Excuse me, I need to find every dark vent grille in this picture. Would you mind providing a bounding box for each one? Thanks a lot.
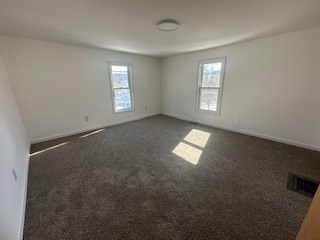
[287,173,319,198]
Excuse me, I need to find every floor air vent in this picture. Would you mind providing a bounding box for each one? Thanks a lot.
[287,173,319,198]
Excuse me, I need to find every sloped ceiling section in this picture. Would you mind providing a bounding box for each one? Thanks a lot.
[0,0,320,57]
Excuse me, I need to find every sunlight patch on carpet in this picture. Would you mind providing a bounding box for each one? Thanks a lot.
[172,142,202,165]
[30,142,69,156]
[173,129,211,165]
[79,129,105,138]
[184,129,211,148]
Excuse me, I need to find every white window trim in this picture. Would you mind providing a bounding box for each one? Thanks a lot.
[196,57,226,115]
[107,61,135,113]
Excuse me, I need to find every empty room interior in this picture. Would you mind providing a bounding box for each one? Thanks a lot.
[1,0,320,239]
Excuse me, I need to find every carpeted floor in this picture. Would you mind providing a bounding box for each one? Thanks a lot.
[24,115,320,240]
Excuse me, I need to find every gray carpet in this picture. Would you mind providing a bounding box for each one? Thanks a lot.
[24,115,320,240]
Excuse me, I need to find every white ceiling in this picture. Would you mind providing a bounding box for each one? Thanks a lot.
[0,0,320,57]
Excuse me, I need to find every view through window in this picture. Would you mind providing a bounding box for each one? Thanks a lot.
[197,58,226,113]
[108,63,134,112]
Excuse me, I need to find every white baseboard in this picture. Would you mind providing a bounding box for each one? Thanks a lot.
[161,112,194,122]
[161,112,320,152]
[17,155,30,240]
[31,113,160,144]
[31,111,320,151]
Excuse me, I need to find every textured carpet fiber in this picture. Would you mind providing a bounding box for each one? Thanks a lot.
[24,115,320,240]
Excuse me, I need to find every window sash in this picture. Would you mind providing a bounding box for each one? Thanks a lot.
[113,87,130,90]
[199,87,220,90]
[198,88,219,111]
[197,57,226,114]
[108,62,134,113]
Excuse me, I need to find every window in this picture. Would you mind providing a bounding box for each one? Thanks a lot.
[108,62,134,113]
[197,57,226,114]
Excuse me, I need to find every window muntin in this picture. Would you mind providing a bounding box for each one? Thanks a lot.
[197,58,226,114]
[108,62,134,113]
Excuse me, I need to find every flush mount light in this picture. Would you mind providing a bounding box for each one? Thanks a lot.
[157,19,180,31]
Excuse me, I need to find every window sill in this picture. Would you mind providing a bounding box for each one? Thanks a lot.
[113,108,135,114]
[197,108,220,116]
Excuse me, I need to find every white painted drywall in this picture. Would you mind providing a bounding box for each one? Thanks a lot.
[161,27,320,150]
[0,36,161,142]
[1,27,320,150]
[0,53,30,239]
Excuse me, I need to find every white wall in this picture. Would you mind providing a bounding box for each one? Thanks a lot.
[1,27,320,150]
[0,36,161,142]
[0,53,30,239]
[161,27,320,150]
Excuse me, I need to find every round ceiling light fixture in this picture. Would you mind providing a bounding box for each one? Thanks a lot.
[157,19,180,32]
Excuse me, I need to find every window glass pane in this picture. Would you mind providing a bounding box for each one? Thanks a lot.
[114,89,132,110]
[112,65,129,88]
[112,65,127,72]
[199,89,218,111]
[202,62,222,87]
